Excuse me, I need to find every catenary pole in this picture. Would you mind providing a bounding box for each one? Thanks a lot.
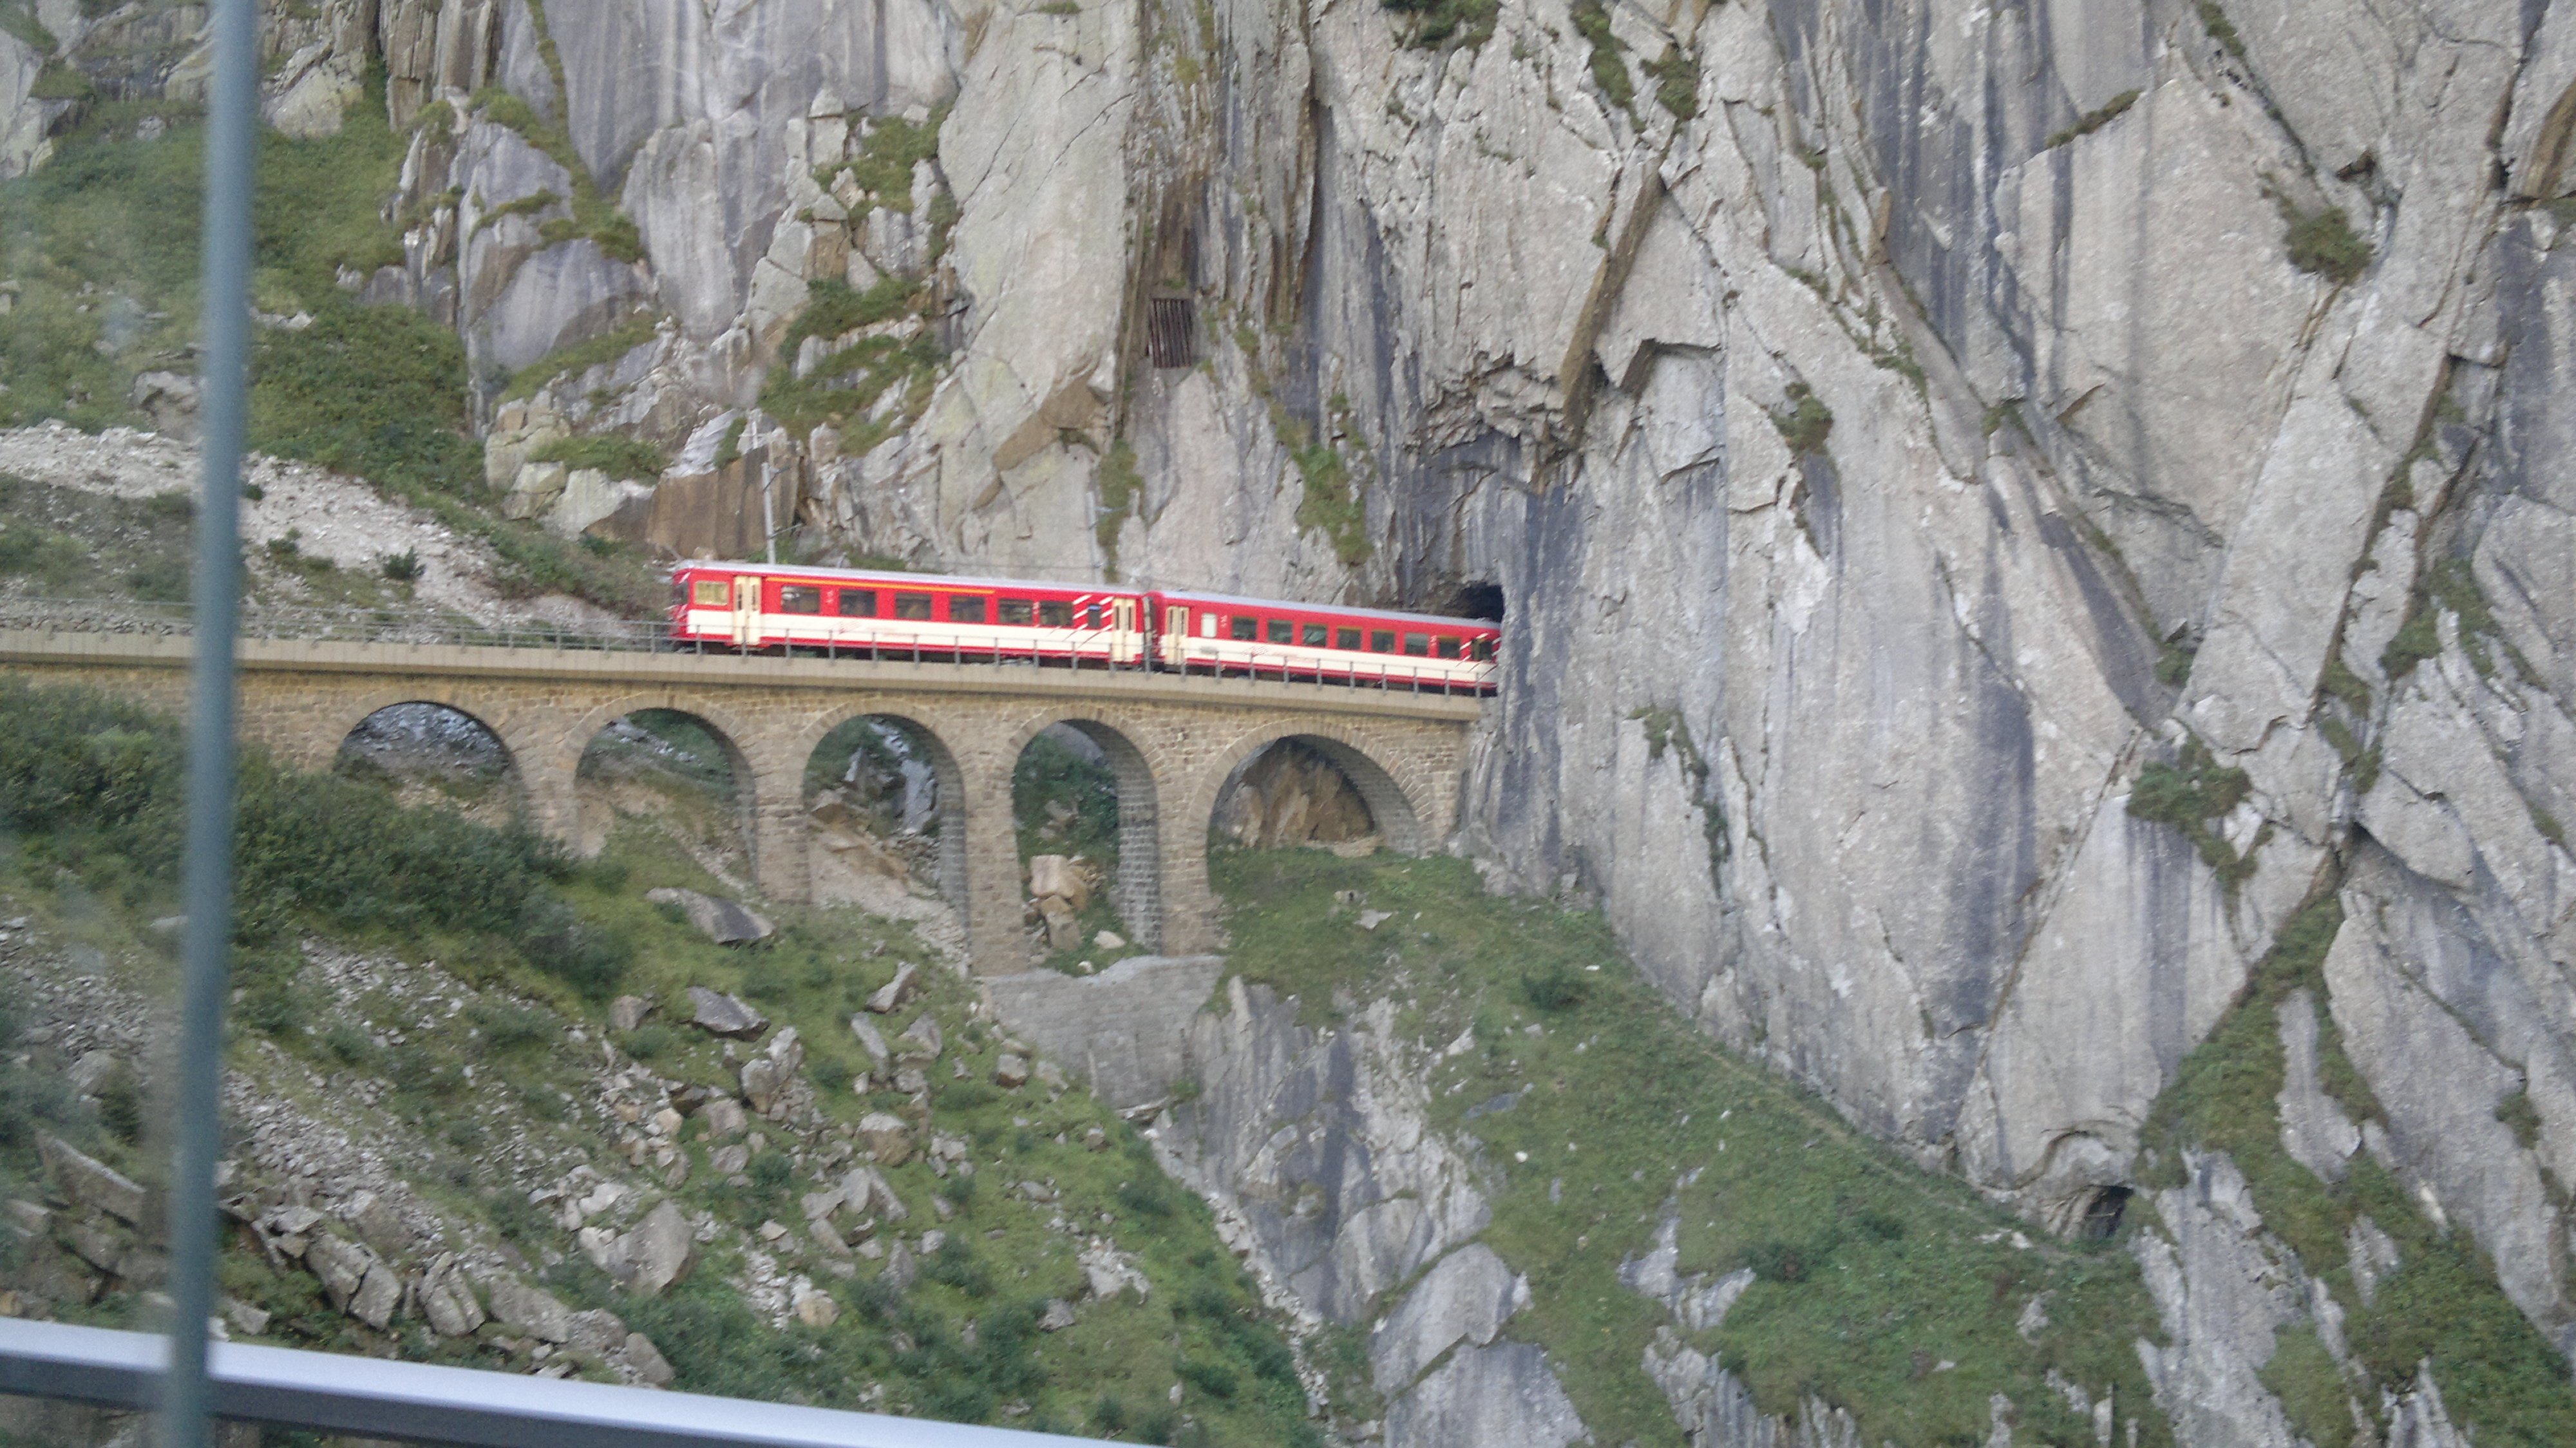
[164,0,256,1432]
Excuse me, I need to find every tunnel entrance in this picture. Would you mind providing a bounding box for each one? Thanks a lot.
[2078,1186,2133,1242]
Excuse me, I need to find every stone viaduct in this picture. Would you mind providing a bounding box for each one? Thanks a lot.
[0,627,1481,973]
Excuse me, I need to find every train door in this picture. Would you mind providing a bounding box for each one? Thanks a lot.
[1111,598,1139,665]
[730,576,762,647]
[1160,604,1187,669]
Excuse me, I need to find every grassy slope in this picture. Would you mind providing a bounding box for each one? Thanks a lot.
[0,79,667,614]
[1212,849,2166,1448]
[0,680,1316,1445]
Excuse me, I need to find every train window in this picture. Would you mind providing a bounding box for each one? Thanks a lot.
[1267,619,1293,644]
[1338,627,1361,650]
[999,599,1034,625]
[1086,603,1104,629]
[1231,616,1257,642]
[894,593,933,620]
[1303,623,1328,646]
[1404,633,1430,656]
[951,596,987,624]
[1370,630,1395,653]
[1436,636,1461,659]
[692,580,728,607]
[838,588,877,617]
[1471,637,1493,661]
[1041,600,1073,627]
[780,586,821,614]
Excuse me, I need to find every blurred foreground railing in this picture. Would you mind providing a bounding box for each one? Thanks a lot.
[0,1319,1104,1448]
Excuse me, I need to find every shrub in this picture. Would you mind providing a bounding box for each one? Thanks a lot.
[1520,963,1590,1013]
[1175,1358,1238,1400]
[380,549,421,582]
[1772,382,1833,455]
[2283,204,2372,284]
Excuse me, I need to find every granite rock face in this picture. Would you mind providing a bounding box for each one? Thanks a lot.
[12,0,2576,1433]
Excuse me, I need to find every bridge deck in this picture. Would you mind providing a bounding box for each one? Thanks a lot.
[0,629,1484,720]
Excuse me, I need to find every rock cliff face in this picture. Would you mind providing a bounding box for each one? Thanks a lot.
[10,0,2576,1436]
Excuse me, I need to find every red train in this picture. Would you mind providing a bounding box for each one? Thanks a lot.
[668,562,1499,694]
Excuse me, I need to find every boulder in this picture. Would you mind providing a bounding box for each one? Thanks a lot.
[848,1015,891,1077]
[683,987,770,1040]
[994,1054,1030,1088]
[881,1241,917,1292]
[488,1275,574,1343]
[1092,930,1126,951]
[1027,854,1091,910]
[791,1280,840,1328]
[857,1113,914,1168]
[1078,1243,1150,1302]
[1037,1299,1076,1332]
[610,995,654,1033]
[700,1096,748,1137]
[304,1235,374,1310]
[39,1134,147,1226]
[1037,897,1082,951]
[742,1026,806,1114]
[344,1190,411,1261]
[649,889,777,947]
[622,1201,699,1297]
[567,1308,630,1357]
[418,1255,485,1337]
[350,1262,402,1329]
[67,1051,118,1096]
[625,1331,676,1387]
[895,1014,943,1062]
[864,962,920,1014]
[839,1166,907,1223]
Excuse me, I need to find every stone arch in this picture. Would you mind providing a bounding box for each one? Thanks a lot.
[327,694,529,824]
[994,710,1167,958]
[558,693,769,879]
[790,707,970,912]
[1191,721,1432,856]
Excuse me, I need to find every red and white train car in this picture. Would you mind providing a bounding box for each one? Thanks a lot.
[670,562,1149,665]
[1148,589,1499,694]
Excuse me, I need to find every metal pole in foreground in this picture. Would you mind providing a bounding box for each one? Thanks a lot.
[166,0,256,1433]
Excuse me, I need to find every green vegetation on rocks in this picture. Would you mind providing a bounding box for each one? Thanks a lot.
[1212,848,2170,1448]
[500,316,663,405]
[1567,0,1633,113]
[1375,0,1497,51]
[529,434,669,482]
[2138,890,2576,1446]
[0,681,1321,1442]
[1771,381,1833,456]
[2282,202,2372,285]
[2128,736,2260,886]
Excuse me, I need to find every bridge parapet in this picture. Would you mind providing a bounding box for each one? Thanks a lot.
[0,605,1481,974]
